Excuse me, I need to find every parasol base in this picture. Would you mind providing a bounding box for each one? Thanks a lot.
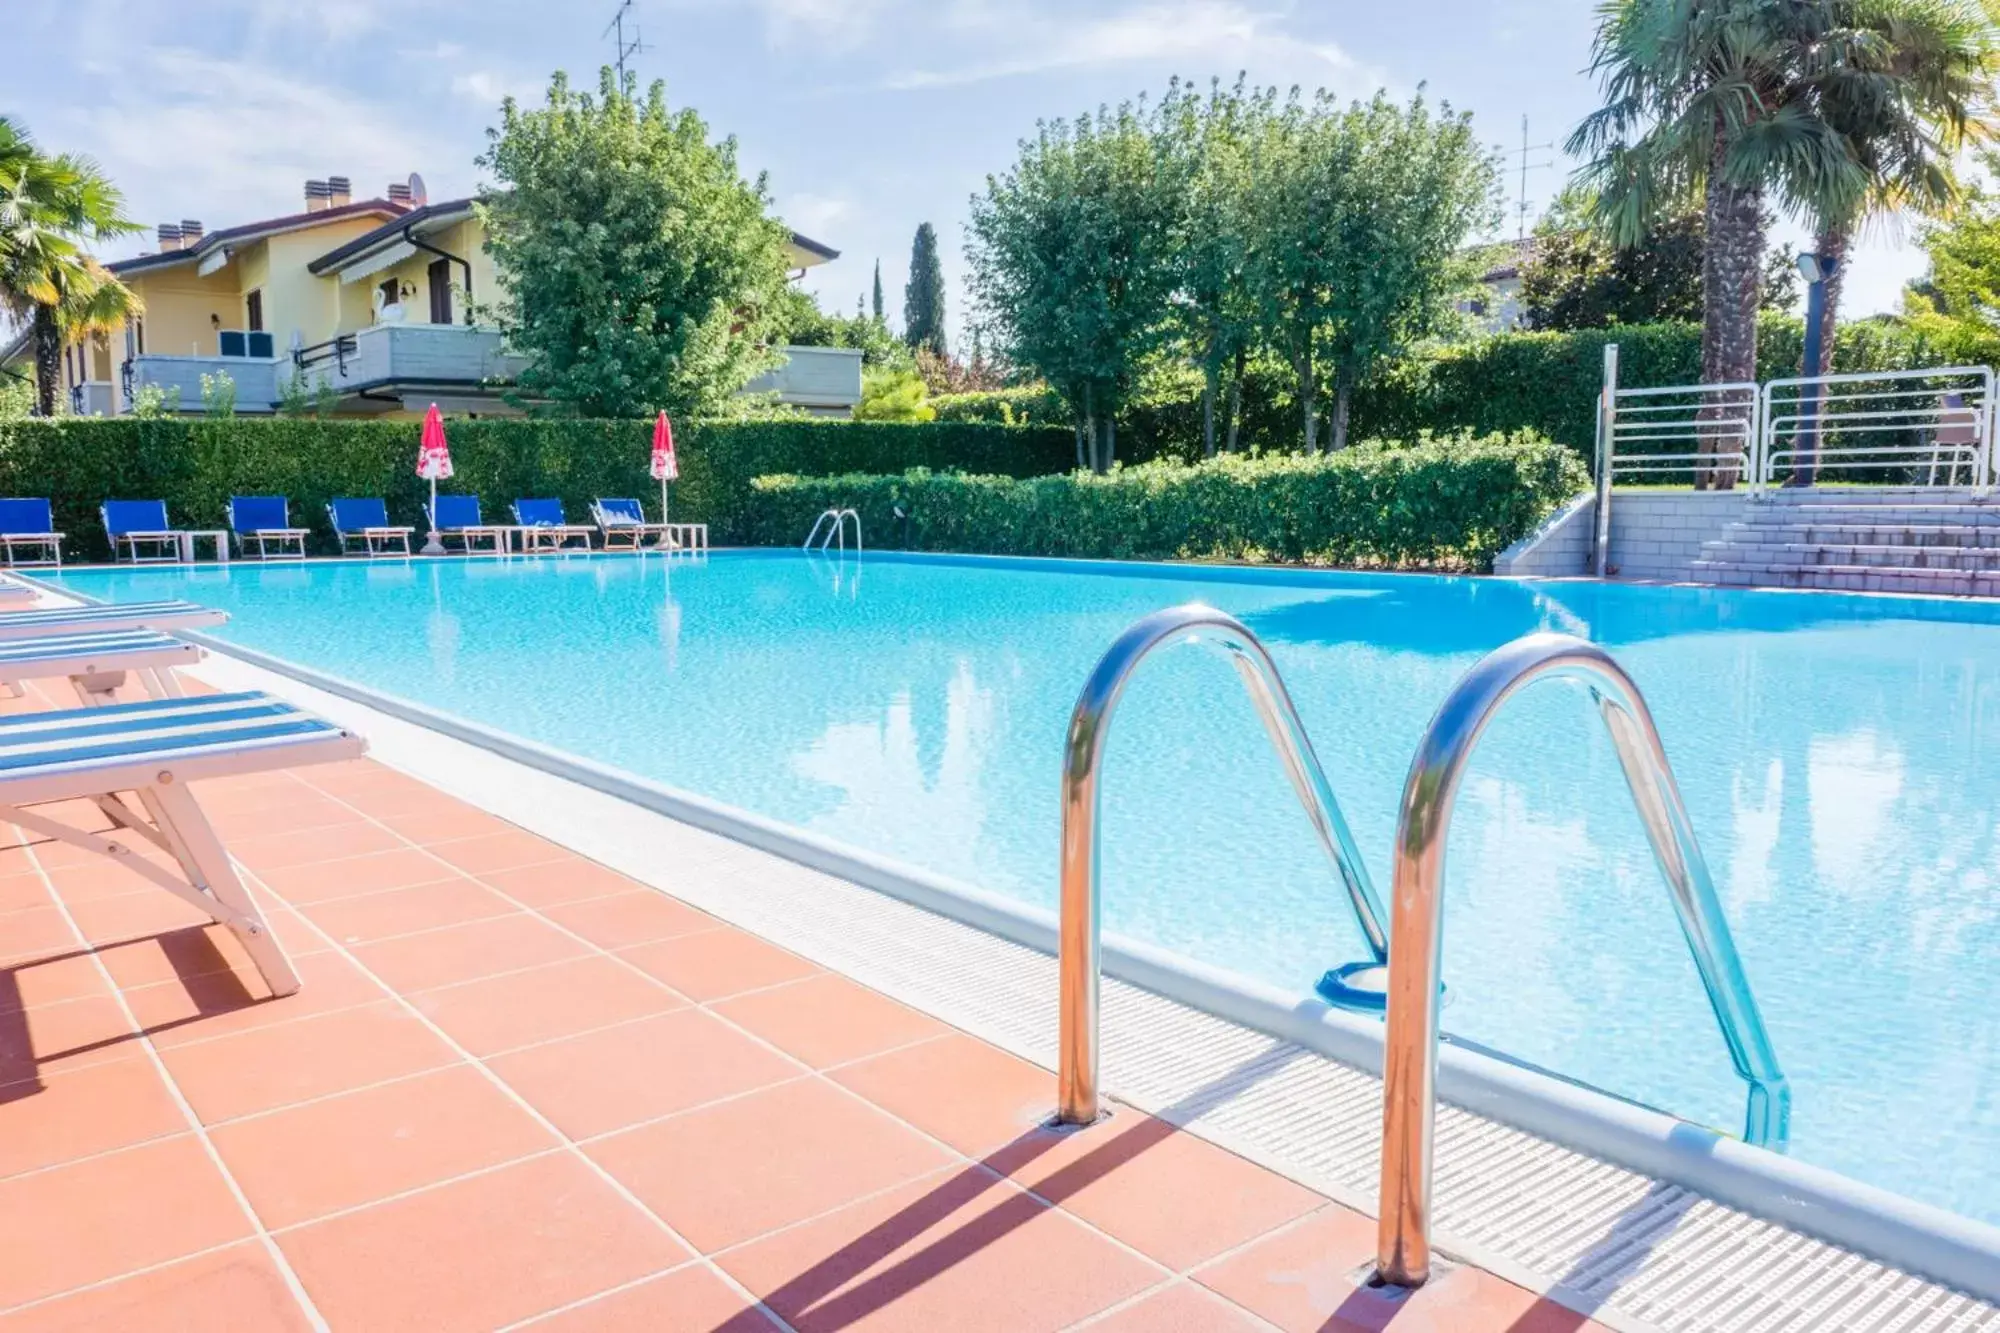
[420,531,448,557]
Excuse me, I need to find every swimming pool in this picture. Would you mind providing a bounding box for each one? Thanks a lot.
[48,551,2000,1225]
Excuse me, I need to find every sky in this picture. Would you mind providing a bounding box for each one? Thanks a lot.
[11,0,1933,342]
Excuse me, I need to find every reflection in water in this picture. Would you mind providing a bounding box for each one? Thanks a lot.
[1807,732,1904,900]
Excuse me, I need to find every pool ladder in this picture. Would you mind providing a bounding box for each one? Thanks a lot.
[1053,604,1790,1292]
[803,508,862,554]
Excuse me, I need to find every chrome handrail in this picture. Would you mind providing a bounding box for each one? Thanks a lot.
[1057,604,1389,1125]
[802,507,862,553]
[1374,632,1789,1289]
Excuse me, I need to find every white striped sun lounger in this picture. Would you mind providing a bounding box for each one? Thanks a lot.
[0,691,365,996]
[0,630,203,705]
[0,600,227,641]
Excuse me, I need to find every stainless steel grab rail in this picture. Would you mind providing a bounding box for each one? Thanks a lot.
[1057,604,1390,1125]
[803,508,862,553]
[1374,632,1790,1289]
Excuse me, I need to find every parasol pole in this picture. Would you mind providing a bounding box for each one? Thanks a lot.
[422,473,445,556]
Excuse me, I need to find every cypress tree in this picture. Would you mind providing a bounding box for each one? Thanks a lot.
[871,260,885,325]
[903,223,947,357]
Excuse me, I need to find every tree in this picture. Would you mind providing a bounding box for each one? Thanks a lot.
[1570,0,1864,485]
[1903,146,2000,359]
[871,259,885,325]
[0,117,141,416]
[968,98,1183,470]
[1520,186,1798,329]
[903,223,947,357]
[1788,0,1999,386]
[477,70,792,419]
[1246,90,1495,452]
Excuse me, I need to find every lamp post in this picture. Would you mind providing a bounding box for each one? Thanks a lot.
[1788,251,1838,487]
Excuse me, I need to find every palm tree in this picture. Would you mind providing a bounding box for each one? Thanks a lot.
[1792,0,2000,384]
[1569,0,1865,487]
[0,117,141,416]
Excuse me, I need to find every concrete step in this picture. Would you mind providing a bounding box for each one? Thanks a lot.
[1767,544,2000,571]
[1719,522,2000,547]
[1755,504,2000,526]
[1758,487,1987,507]
[1690,559,2000,595]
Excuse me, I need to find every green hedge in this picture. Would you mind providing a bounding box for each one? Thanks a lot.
[743,431,1586,571]
[0,417,1074,559]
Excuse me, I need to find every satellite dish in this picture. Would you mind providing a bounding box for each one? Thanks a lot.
[407,173,428,207]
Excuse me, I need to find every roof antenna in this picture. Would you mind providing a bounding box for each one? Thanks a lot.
[603,0,650,90]
[1510,115,1555,242]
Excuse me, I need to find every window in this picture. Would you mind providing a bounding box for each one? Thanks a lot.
[427,258,453,324]
[379,277,399,309]
[245,290,264,332]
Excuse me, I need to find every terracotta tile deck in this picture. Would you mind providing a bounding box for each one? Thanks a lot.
[0,676,1611,1332]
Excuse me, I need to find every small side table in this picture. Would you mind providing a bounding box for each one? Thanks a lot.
[180,530,230,564]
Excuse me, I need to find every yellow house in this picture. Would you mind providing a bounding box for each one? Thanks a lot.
[10,173,859,419]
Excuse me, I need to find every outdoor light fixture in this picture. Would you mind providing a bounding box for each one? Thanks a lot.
[1796,252,1829,285]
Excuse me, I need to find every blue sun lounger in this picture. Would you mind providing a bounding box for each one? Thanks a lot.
[590,498,673,550]
[0,499,64,567]
[0,691,365,995]
[328,498,414,557]
[0,630,203,704]
[102,499,188,563]
[229,496,309,560]
[0,600,227,641]
[511,498,595,553]
[428,494,508,554]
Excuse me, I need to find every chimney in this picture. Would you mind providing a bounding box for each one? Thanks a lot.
[304,179,331,213]
[179,220,203,246]
[387,181,413,206]
[156,223,183,252]
[326,176,351,207]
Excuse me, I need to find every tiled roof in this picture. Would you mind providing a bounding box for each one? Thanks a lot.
[107,199,411,277]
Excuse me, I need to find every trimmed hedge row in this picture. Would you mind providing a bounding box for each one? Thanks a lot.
[0,417,1074,559]
[743,432,1586,571]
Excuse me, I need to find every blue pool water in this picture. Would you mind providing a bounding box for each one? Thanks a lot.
[49,552,2000,1224]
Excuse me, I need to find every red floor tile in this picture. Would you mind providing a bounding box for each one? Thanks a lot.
[478,859,657,910]
[617,927,820,1002]
[277,1151,688,1333]
[0,1135,252,1309]
[93,921,263,990]
[0,951,111,1013]
[713,973,947,1070]
[211,1064,558,1228]
[0,993,141,1081]
[833,1033,1056,1157]
[64,887,215,946]
[588,1078,956,1252]
[426,830,574,876]
[1085,1282,1273,1331]
[254,847,468,907]
[301,878,518,946]
[123,944,384,1049]
[0,906,83,965]
[4,1241,316,1332]
[993,1111,1324,1271]
[227,822,407,874]
[0,870,52,913]
[514,1263,769,1332]
[375,802,519,845]
[409,954,684,1057]
[541,889,717,949]
[716,1166,1161,1333]
[351,912,591,994]
[158,1000,460,1123]
[488,1008,798,1140]
[0,1055,185,1178]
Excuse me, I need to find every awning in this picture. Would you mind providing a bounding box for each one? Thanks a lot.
[335,240,418,284]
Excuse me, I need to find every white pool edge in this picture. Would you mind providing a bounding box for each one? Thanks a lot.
[174,627,2000,1307]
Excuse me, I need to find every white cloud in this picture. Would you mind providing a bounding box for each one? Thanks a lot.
[781,191,853,239]
[450,70,540,107]
[884,0,1371,92]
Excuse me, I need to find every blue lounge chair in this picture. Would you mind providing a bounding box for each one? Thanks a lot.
[511,497,594,553]
[0,629,203,704]
[0,600,227,641]
[102,499,187,563]
[590,498,672,550]
[327,497,414,557]
[0,499,63,567]
[229,496,309,559]
[428,494,508,554]
[0,690,365,995]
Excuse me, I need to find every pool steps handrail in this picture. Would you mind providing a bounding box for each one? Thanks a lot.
[1373,631,1790,1289]
[1055,603,1391,1124]
[803,508,862,554]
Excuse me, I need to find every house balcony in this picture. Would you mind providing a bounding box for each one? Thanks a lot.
[67,381,117,417]
[127,355,283,414]
[749,345,863,417]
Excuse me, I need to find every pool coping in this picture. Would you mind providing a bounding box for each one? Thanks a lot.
[166,626,2000,1310]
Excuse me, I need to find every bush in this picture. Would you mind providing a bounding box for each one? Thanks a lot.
[0,416,1075,560]
[744,430,1585,571]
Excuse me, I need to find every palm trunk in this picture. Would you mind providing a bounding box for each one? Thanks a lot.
[1224,345,1246,453]
[1789,224,1849,487]
[1330,362,1356,453]
[31,306,62,417]
[1810,225,1847,378]
[1698,150,1763,491]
